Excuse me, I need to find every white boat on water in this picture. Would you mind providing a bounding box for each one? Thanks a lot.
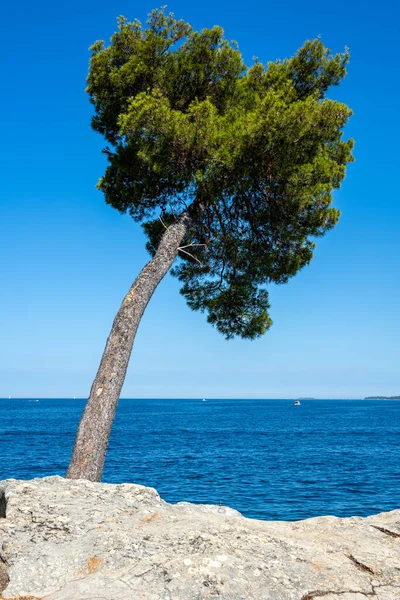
[293,400,301,406]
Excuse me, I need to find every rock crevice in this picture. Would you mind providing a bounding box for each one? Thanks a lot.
[0,486,6,519]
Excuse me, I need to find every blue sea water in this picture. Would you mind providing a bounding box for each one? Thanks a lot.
[0,398,399,521]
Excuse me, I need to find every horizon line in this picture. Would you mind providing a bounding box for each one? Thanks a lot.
[1,396,398,401]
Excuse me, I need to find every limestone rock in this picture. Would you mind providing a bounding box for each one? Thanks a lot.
[0,564,8,595]
[0,476,399,599]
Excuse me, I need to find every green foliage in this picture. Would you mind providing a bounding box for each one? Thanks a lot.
[87,8,354,339]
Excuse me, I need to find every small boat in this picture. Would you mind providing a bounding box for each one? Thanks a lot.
[293,400,301,406]
[202,398,207,402]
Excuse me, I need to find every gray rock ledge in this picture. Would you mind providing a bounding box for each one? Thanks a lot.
[0,476,399,599]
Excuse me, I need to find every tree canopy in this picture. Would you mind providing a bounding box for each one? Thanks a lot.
[87,8,353,340]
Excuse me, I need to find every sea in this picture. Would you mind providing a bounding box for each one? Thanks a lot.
[0,398,399,522]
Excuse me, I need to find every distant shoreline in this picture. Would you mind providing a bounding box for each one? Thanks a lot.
[363,396,400,400]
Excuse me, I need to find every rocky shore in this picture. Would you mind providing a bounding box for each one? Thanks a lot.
[0,476,399,599]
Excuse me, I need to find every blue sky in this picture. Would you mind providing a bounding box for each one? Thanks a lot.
[1,0,399,399]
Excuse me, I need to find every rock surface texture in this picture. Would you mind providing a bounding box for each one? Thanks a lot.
[0,477,399,600]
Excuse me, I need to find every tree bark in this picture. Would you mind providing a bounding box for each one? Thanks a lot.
[66,211,193,481]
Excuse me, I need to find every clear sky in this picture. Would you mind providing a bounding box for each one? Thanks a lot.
[1,0,399,399]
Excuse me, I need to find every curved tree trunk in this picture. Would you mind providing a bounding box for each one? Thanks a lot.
[66,211,193,481]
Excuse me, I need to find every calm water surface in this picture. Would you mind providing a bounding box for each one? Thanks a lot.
[0,399,399,521]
